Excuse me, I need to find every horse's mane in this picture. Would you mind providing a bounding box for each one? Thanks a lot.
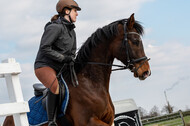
[74,18,144,73]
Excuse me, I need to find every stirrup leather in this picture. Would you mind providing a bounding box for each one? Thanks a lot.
[48,121,58,126]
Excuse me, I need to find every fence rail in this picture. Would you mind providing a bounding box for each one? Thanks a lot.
[0,58,29,126]
[142,110,190,126]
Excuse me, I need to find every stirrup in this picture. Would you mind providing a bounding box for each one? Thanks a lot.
[48,121,58,126]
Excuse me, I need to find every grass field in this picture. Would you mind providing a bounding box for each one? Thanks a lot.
[185,116,190,125]
[144,115,190,126]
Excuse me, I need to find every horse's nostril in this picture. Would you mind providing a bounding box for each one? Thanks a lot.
[143,71,150,78]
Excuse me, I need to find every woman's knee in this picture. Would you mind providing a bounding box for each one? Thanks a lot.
[50,81,59,94]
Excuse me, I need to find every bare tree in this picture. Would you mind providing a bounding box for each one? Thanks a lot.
[161,104,174,114]
[138,107,148,119]
[149,106,160,117]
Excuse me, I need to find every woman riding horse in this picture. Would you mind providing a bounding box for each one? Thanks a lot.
[3,13,151,126]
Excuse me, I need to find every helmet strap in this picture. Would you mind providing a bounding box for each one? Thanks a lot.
[68,11,73,23]
[68,15,73,23]
[64,9,73,23]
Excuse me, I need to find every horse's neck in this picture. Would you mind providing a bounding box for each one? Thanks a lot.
[82,42,114,90]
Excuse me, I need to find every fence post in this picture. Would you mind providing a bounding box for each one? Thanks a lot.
[179,110,186,126]
[0,58,29,126]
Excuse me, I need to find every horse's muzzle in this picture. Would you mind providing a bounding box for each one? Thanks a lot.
[138,70,151,80]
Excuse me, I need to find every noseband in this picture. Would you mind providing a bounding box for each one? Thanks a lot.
[122,21,150,73]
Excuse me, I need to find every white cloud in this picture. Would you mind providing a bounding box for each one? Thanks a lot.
[0,0,56,44]
[144,28,153,35]
[78,0,154,21]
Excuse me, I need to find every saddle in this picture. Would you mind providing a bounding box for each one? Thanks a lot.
[27,76,69,125]
[32,82,65,111]
[33,83,46,96]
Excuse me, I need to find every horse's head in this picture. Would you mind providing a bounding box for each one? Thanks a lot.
[112,13,151,80]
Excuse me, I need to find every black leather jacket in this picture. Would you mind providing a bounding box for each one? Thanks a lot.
[34,17,76,72]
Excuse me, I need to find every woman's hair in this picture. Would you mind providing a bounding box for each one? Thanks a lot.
[51,7,71,22]
[51,14,60,21]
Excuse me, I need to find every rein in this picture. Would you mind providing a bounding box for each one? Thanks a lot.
[75,57,150,72]
[78,62,127,71]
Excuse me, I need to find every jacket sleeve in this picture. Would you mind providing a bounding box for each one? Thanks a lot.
[40,24,64,62]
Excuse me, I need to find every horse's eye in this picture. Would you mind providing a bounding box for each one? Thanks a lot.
[132,39,139,46]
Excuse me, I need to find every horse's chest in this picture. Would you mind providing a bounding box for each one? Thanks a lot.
[69,79,114,124]
[87,91,114,122]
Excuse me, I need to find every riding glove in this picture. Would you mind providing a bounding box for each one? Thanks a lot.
[62,55,74,63]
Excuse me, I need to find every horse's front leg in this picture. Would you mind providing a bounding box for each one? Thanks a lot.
[87,117,114,126]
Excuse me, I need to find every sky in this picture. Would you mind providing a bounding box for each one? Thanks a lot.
[0,0,190,123]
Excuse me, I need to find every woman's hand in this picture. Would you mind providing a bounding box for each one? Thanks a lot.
[62,55,74,63]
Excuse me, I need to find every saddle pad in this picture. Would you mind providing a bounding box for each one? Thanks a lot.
[27,76,69,126]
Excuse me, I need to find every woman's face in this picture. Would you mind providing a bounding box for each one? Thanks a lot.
[69,8,78,22]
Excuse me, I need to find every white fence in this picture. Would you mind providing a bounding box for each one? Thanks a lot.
[0,58,29,126]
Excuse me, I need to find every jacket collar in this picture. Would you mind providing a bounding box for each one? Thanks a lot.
[60,16,75,30]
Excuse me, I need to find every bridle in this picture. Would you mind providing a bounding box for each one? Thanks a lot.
[121,21,150,73]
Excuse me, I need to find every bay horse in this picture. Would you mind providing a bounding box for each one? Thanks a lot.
[3,13,151,126]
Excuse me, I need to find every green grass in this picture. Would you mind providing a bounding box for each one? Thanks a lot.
[144,115,190,126]
[184,115,190,125]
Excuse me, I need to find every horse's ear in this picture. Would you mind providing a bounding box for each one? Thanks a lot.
[128,13,135,30]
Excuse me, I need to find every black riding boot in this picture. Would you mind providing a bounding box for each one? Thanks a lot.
[46,89,59,126]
